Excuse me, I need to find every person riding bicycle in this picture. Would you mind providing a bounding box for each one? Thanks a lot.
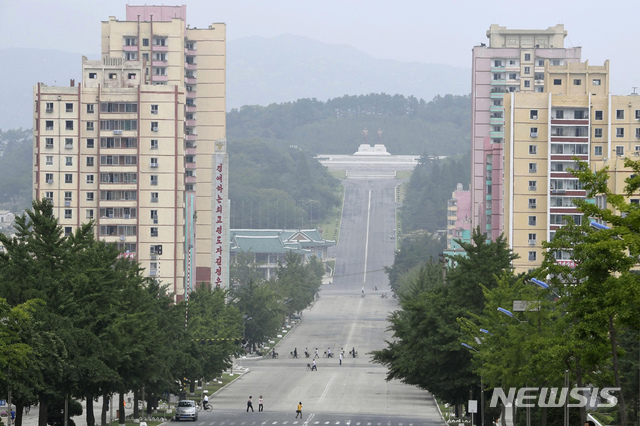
[352,347,356,358]
[305,348,309,358]
[203,394,209,410]
[272,348,277,359]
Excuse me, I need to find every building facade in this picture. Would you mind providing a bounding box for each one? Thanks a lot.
[503,61,640,272]
[32,5,227,299]
[471,25,582,241]
[444,183,472,256]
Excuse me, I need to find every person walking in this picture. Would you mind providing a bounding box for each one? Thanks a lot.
[314,348,319,359]
[295,401,303,418]
[339,352,343,365]
[311,359,317,371]
[258,395,263,412]
[247,396,254,412]
[294,347,298,358]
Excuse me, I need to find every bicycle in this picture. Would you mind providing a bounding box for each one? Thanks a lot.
[349,351,359,358]
[322,351,334,358]
[269,351,279,359]
[196,401,213,412]
[306,363,311,371]
[288,351,298,359]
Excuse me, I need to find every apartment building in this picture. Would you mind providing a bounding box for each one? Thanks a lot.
[471,25,582,241]
[503,60,640,272]
[444,183,472,257]
[33,5,228,299]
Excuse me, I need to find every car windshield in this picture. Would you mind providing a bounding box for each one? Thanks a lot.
[178,401,195,407]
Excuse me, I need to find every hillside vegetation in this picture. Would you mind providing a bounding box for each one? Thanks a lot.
[228,93,470,156]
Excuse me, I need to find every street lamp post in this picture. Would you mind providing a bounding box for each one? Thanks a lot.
[461,343,484,426]
[497,307,529,426]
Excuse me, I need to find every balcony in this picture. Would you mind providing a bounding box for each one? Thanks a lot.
[490,117,504,125]
[490,131,504,138]
[152,75,169,82]
[152,60,168,67]
[185,140,197,149]
[185,161,196,169]
[185,105,197,112]
[185,134,197,141]
[185,62,197,70]
[123,45,138,52]
[185,77,197,85]
[185,175,197,184]
[184,48,197,55]
[186,91,197,99]
[185,119,196,127]
[152,45,169,52]
[490,92,505,99]
[491,79,507,85]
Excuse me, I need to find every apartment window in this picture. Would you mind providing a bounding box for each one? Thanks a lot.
[45,102,54,113]
[635,110,640,120]
[109,73,117,80]
[149,262,157,276]
[636,128,640,138]
[151,210,158,224]
[86,122,94,131]
[524,67,530,74]
[89,73,97,79]
[529,199,537,209]
[86,139,95,149]
[524,53,531,61]
[64,210,72,219]
[86,192,94,202]
[65,138,73,149]
[595,110,603,120]
[45,191,54,202]
[65,121,73,130]
[151,192,159,203]
[151,227,159,237]
[528,251,537,261]
[185,184,194,191]
[551,60,561,66]
[617,110,625,120]
[151,158,158,168]
[617,128,625,138]
[595,146,603,156]
[45,156,53,165]
[529,145,537,155]
[616,146,625,156]
[593,79,601,86]
[64,227,72,237]
[528,181,537,191]
[65,156,73,166]
[151,139,159,150]
[64,174,73,184]
[65,103,73,113]
[151,105,158,115]
[528,233,537,245]
[45,138,54,148]
[86,157,94,167]
[530,110,538,120]
[494,60,502,67]
[86,209,94,219]
[538,60,545,66]
[529,163,537,173]
[128,72,136,80]
[86,175,94,184]
[556,110,564,119]
[553,79,562,86]
[524,80,531,88]
[151,175,158,186]
[45,173,54,184]
[151,122,158,132]
[508,73,517,80]
[46,121,54,130]
[87,104,94,114]
[594,128,603,138]
[530,127,538,137]
[64,191,72,201]
[493,126,502,132]
[573,79,582,86]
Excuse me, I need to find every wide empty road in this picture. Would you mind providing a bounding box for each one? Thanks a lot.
[194,176,443,425]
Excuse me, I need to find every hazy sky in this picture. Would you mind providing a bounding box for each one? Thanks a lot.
[2,0,639,95]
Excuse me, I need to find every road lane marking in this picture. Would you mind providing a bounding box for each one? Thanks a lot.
[364,189,371,283]
[317,373,336,405]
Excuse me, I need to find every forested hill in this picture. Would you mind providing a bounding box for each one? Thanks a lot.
[227,93,470,156]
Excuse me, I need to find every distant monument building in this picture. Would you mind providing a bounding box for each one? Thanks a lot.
[354,144,391,156]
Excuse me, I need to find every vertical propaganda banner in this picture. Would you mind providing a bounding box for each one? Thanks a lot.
[214,153,225,289]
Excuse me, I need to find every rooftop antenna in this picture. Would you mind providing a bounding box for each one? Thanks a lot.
[632,87,638,96]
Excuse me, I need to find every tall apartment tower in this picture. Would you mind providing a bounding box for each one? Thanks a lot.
[33,5,228,298]
[471,25,581,241]
[503,60,640,272]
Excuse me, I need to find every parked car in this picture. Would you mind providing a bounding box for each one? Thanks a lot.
[175,400,198,421]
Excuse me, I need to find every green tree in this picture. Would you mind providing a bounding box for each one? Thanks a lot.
[231,280,283,352]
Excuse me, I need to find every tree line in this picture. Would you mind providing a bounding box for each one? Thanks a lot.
[0,200,321,426]
[373,159,640,426]
[228,93,470,156]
